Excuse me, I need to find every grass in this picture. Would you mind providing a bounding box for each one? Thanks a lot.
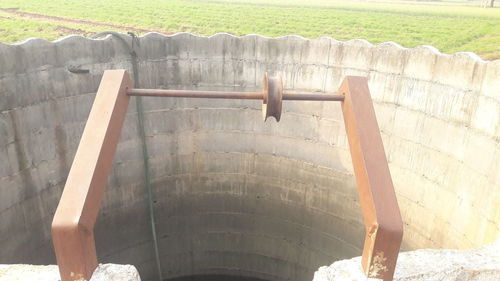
[0,0,499,59]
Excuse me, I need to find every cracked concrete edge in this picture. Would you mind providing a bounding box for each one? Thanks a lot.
[312,239,500,281]
[0,264,141,281]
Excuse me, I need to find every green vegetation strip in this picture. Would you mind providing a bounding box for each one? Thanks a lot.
[0,0,499,59]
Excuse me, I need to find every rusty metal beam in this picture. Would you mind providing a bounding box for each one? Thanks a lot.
[51,70,132,281]
[340,76,403,281]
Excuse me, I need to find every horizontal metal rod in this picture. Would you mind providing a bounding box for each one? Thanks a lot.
[127,89,262,99]
[283,93,344,101]
[127,88,344,101]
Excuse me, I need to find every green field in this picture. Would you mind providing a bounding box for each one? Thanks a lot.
[0,0,499,59]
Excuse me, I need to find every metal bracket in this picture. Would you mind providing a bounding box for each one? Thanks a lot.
[51,70,403,281]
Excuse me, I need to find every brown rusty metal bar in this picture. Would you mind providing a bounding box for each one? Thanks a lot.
[340,76,403,281]
[283,93,343,101]
[127,88,263,99]
[52,70,133,281]
[126,88,344,101]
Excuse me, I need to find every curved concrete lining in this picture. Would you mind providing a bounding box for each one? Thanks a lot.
[0,33,498,281]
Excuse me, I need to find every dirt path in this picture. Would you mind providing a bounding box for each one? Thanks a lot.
[0,8,170,35]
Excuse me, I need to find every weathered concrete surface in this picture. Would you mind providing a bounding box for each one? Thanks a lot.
[0,264,141,281]
[0,33,499,281]
[313,239,500,281]
[91,264,141,281]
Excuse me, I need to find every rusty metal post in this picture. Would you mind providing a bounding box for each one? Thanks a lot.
[340,76,403,281]
[51,70,133,281]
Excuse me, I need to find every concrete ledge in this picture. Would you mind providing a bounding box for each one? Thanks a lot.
[0,264,141,281]
[313,240,500,281]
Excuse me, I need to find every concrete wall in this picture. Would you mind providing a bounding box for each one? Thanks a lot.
[0,33,498,281]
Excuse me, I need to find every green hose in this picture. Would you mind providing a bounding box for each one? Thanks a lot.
[92,32,163,281]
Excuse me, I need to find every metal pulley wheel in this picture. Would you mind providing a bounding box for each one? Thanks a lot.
[262,73,283,122]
